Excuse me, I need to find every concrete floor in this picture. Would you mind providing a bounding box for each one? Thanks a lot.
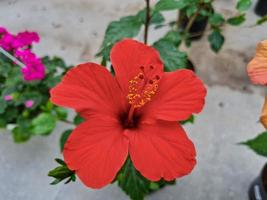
[0,0,267,200]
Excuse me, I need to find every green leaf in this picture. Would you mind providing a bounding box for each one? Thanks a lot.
[42,56,68,73]
[73,114,85,125]
[155,0,189,11]
[181,115,195,125]
[44,75,62,88]
[17,91,42,109]
[55,158,66,166]
[117,158,175,200]
[242,132,267,157]
[236,0,252,12]
[0,117,6,128]
[186,5,198,17]
[55,107,68,120]
[209,13,225,26]
[12,126,31,143]
[0,98,7,114]
[149,182,160,190]
[227,14,246,26]
[0,61,11,77]
[164,30,182,46]
[50,179,62,185]
[48,159,75,185]
[117,158,150,200]
[153,39,188,71]
[31,113,56,135]
[5,67,22,87]
[97,15,143,61]
[208,29,225,53]
[136,9,165,25]
[48,166,73,179]
[256,16,267,25]
[60,129,72,152]
[11,117,32,143]
[1,107,18,123]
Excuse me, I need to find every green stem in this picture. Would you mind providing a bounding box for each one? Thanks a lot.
[185,10,200,33]
[61,119,74,125]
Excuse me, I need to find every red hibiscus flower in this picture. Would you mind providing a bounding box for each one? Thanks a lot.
[50,39,207,189]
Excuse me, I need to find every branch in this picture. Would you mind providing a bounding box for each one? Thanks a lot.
[144,0,150,44]
[185,11,200,33]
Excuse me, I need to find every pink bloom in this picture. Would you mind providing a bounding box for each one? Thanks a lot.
[12,31,40,48]
[0,33,15,51]
[24,100,34,108]
[0,27,7,35]
[15,49,45,81]
[0,27,46,81]
[4,95,13,101]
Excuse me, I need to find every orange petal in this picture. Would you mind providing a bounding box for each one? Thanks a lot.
[256,40,267,58]
[247,40,267,85]
[260,96,267,129]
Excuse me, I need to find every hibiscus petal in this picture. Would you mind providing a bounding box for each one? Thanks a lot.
[64,118,129,189]
[110,39,164,95]
[50,63,126,119]
[247,40,267,85]
[141,69,207,122]
[127,121,196,181]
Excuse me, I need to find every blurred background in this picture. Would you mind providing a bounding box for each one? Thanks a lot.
[0,0,267,199]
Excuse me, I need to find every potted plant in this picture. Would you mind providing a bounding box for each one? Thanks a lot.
[177,3,213,40]
[249,163,267,200]
[255,0,267,17]
[0,27,70,143]
[243,39,267,200]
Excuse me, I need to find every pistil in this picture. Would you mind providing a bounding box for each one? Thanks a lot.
[127,65,160,109]
[127,105,135,124]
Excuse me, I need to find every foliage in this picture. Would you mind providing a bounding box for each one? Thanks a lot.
[48,158,76,185]
[0,54,70,143]
[242,131,267,157]
[96,0,256,76]
[117,158,175,200]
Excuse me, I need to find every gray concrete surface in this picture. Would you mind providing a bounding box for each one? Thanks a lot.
[0,0,267,200]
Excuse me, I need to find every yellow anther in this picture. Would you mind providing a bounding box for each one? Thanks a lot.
[127,72,159,108]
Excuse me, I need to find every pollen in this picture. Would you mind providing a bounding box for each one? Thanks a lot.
[127,66,160,108]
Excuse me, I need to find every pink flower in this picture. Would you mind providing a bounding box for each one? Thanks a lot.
[15,49,45,81]
[0,32,15,51]
[4,95,13,101]
[24,100,34,108]
[0,27,7,35]
[0,27,46,81]
[12,31,40,48]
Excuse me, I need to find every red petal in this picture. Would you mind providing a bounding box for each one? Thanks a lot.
[110,39,164,94]
[127,121,196,181]
[50,63,126,119]
[141,69,207,122]
[63,117,129,189]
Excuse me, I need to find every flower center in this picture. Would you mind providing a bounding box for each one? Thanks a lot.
[127,65,160,108]
[125,65,161,127]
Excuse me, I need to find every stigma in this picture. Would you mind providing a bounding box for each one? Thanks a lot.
[127,65,161,108]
